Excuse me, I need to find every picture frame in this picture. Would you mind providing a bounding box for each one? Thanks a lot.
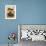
[5,5,16,19]
[18,24,46,41]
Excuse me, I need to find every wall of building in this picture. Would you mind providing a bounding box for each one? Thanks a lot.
[0,0,46,44]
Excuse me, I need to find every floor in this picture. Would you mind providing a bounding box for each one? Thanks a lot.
[0,44,18,46]
[0,40,46,46]
[19,39,46,46]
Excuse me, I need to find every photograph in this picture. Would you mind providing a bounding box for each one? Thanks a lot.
[5,5,16,19]
[18,24,46,41]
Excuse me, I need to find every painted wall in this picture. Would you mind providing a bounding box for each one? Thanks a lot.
[0,0,46,44]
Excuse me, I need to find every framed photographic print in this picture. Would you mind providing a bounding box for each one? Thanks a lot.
[18,24,46,41]
[5,5,16,19]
